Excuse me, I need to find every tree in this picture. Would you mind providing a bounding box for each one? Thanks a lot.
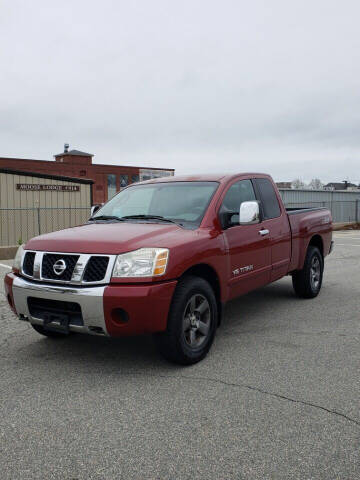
[291,178,306,189]
[308,178,323,190]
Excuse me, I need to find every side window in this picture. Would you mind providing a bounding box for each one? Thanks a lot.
[255,178,281,219]
[220,179,256,225]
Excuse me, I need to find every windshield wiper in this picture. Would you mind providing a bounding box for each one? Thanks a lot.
[89,215,125,222]
[121,214,182,226]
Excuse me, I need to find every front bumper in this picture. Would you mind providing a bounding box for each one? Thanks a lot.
[5,273,177,337]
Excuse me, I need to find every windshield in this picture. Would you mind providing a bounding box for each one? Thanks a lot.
[92,181,219,229]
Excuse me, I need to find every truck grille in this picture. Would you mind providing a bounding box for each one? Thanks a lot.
[42,254,79,281]
[28,297,83,326]
[21,251,115,285]
[83,256,109,282]
[23,252,36,276]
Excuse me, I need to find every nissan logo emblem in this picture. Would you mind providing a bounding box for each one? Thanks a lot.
[53,259,66,276]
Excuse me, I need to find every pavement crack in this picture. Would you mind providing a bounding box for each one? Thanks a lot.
[163,373,360,427]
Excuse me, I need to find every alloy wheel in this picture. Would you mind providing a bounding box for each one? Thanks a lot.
[182,294,211,348]
[310,255,321,290]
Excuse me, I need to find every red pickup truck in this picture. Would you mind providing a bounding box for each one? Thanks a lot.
[5,173,333,364]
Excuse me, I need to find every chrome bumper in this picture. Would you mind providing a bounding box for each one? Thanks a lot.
[12,276,108,335]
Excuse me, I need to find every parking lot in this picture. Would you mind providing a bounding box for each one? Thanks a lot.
[0,231,359,479]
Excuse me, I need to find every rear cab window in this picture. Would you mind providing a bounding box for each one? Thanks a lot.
[254,178,281,220]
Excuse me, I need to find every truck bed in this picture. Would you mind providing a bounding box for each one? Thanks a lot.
[286,206,332,272]
[286,206,328,215]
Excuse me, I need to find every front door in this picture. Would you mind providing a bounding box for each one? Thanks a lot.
[220,179,271,299]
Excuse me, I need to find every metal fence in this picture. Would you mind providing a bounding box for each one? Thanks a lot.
[279,189,360,223]
[1,190,359,246]
[0,207,91,246]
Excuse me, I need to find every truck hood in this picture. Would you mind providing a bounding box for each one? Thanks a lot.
[25,222,195,254]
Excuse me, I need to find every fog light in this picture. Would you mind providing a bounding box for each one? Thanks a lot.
[111,308,129,324]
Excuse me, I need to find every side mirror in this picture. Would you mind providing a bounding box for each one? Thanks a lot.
[90,204,102,217]
[219,211,238,229]
[239,201,260,225]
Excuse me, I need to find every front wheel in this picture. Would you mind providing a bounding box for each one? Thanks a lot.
[292,246,324,298]
[154,276,218,365]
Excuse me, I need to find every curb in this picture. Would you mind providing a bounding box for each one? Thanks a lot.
[0,246,18,260]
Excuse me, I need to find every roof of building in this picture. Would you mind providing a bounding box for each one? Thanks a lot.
[54,149,94,157]
[0,156,175,171]
[276,182,292,188]
[324,182,358,190]
[0,168,94,184]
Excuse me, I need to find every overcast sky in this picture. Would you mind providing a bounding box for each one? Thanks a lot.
[1,0,360,183]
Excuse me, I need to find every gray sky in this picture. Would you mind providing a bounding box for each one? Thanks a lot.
[1,0,360,183]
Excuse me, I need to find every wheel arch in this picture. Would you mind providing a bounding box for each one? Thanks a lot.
[179,263,223,325]
[293,234,325,272]
[308,234,324,258]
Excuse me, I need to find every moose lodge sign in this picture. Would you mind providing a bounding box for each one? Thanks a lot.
[16,184,80,192]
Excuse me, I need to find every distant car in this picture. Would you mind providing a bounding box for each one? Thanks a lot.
[5,173,333,364]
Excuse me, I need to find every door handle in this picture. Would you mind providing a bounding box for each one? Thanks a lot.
[259,229,270,236]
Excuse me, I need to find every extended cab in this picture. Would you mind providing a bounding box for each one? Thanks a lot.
[4,174,333,364]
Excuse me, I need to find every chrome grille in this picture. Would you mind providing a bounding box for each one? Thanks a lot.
[23,252,36,276]
[42,254,79,281]
[83,256,109,282]
[21,251,116,285]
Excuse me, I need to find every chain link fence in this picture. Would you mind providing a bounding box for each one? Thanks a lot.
[0,207,91,246]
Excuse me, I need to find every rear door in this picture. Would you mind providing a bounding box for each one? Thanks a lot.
[253,178,291,281]
[220,179,272,299]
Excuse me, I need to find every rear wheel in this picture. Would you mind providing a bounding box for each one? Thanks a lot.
[292,246,323,298]
[154,275,218,365]
[31,324,71,338]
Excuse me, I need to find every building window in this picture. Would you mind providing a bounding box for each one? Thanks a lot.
[107,174,117,199]
[120,174,129,188]
[131,174,139,184]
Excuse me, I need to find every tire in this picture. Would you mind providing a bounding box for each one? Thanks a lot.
[292,246,324,298]
[154,275,218,365]
[31,324,71,338]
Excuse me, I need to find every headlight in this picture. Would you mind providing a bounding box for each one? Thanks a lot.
[112,248,169,278]
[13,244,25,272]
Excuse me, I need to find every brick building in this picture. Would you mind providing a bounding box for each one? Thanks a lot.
[0,146,174,204]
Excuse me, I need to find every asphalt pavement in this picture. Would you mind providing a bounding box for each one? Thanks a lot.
[0,231,359,479]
